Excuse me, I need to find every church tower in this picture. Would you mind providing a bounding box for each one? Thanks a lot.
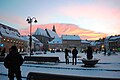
[52,25,56,33]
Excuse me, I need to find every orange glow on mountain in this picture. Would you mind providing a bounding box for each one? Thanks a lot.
[19,23,107,40]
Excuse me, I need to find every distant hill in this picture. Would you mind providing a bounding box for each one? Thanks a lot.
[20,23,107,40]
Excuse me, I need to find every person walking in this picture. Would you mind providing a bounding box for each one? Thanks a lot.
[64,48,69,64]
[86,46,93,60]
[4,46,24,80]
[72,47,78,65]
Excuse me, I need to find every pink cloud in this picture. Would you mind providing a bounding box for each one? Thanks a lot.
[58,4,120,20]
[19,23,107,40]
[58,4,120,35]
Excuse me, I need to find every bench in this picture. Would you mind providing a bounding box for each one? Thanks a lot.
[24,56,59,63]
[27,72,120,80]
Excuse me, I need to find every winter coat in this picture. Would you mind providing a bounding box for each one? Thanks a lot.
[87,47,93,59]
[65,49,69,59]
[4,51,23,70]
[72,48,78,58]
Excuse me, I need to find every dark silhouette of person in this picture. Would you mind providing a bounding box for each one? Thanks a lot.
[104,48,106,55]
[1,48,6,57]
[86,46,93,59]
[64,48,69,64]
[0,48,1,55]
[4,46,24,80]
[95,49,98,54]
[72,47,78,65]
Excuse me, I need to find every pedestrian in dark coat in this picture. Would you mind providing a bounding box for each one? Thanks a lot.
[72,47,78,65]
[1,48,6,57]
[86,46,93,59]
[4,46,24,80]
[65,48,69,64]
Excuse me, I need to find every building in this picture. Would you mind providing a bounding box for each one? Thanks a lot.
[62,35,81,50]
[48,35,81,52]
[0,23,27,53]
[33,27,59,50]
[104,36,111,51]
[48,38,62,51]
[109,36,120,51]
[81,40,91,52]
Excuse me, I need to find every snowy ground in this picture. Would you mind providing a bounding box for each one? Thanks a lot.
[0,51,120,80]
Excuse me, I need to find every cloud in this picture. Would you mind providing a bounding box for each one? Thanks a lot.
[20,23,107,40]
[57,4,120,35]
[0,14,28,29]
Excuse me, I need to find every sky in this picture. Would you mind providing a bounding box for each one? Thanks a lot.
[0,0,120,40]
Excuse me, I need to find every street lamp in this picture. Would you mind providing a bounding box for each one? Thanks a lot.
[26,16,37,56]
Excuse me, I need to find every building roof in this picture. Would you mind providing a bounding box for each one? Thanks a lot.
[110,36,120,40]
[62,35,81,40]
[81,40,90,44]
[33,28,59,39]
[22,36,43,45]
[48,38,62,44]
[45,29,59,38]
[90,41,102,46]
[33,28,49,37]
[0,23,26,41]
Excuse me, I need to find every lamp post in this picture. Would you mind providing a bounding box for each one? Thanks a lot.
[26,16,37,56]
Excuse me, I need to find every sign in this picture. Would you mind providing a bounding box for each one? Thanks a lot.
[0,44,4,47]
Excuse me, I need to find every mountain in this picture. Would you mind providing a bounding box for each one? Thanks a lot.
[20,23,107,40]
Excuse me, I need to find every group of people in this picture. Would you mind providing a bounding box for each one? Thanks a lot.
[64,46,93,65]
[3,45,93,80]
[65,47,78,65]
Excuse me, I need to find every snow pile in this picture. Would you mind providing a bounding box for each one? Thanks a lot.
[0,52,120,79]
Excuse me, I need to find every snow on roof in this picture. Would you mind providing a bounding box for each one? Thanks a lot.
[32,36,39,42]
[33,28,49,37]
[0,24,26,41]
[32,36,43,45]
[48,38,62,44]
[0,23,18,32]
[110,36,120,40]
[21,36,29,41]
[81,40,90,44]
[45,29,59,38]
[90,41,95,46]
[62,35,81,40]
[21,36,43,44]
[91,41,102,46]
[105,36,111,40]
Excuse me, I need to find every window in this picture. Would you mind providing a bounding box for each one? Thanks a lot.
[3,39,6,42]
[4,38,6,41]
[7,39,9,42]
[11,40,13,43]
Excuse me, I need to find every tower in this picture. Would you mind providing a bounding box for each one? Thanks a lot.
[52,25,56,33]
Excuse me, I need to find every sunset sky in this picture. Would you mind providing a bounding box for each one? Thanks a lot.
[0,0,120,40]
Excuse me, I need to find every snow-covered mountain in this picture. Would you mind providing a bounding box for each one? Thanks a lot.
[21,23,107,40]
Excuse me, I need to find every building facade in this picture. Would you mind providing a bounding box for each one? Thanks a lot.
[0,23,27,53]
[48,35,81,52]
[33,27,59,50]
